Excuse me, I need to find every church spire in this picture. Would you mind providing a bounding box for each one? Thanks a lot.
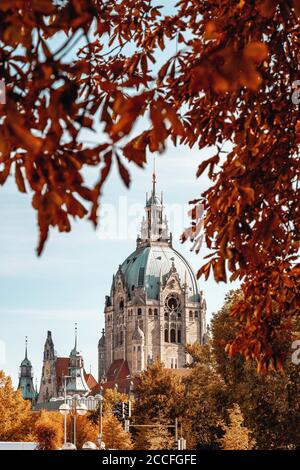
[152,156,156,198]
[74,322,78,352]
[25,336,28,359]
[138,164,171,247]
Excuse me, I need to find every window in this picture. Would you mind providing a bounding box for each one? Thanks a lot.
[149,308,152,315]
[119,300,124,311]
[164,329,169,343]
[138,267,145,286]
[171,358,174,369]
[154,308,158,316]
[195,311,199,318]
[189,311,193,320]
[170,329,176,343]
[120,330,123,345]
[177,330,182,343]
[138,308,142,316]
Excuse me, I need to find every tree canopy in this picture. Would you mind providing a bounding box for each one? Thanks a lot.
[0,1,299,369]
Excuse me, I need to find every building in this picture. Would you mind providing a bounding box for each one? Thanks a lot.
[18,337,38,404]
[37,327,97,405]
[98,172,207,386]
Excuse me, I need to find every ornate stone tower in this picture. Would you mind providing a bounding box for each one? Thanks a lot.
[37,331,57,403]
[98,171,207,376]
[66,324,90,395]
[98,328,106,383]
[18,337,37,404]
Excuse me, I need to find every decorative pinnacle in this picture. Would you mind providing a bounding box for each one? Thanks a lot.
[25,336,28,359]
[152,156,156,197]
[74,323,78,351]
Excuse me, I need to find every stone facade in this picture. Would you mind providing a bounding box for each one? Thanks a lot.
[37,329,96,404]
[98,174,207,381]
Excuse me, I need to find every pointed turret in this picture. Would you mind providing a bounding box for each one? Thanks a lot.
[18,337,37,404]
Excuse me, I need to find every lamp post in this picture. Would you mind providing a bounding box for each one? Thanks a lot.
[72,396,88,447]
[59,375,71,446]
[95,387,105,450]
[59,394,87,449]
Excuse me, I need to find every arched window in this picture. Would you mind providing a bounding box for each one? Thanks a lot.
[189,310,193,320]
[195,311,199,318]
[120,330,123,345]
[170,329,176,343]
[149,308,152,315]
[154,309,158,316]
[177,329,182,343]
[164,329,169,343]
[119,300,124,311]
[138,308,142,316]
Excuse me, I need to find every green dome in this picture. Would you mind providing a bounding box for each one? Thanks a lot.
[120,245,200,302]
[146,193,162,206]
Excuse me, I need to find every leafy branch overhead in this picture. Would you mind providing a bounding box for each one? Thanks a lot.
[0,0,299,370]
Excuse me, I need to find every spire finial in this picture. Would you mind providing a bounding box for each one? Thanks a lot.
[152,156,156,197]
[25,336,28,359]
[74,322,78,351]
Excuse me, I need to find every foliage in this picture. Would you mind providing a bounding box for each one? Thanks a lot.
[0,1,299,368]
[182,345,229,449]
[102,413,133,450]
[0,370,32,441]
[66,414,98,450]
[88,387,131,424]
[134,422,174,450]
[211,290,300,449]
[33,410,64,450]
[219,404,255,450]
[133,359,185,423]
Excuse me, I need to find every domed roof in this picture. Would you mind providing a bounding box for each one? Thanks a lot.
[146,193,162,206]
[120,244,200,302]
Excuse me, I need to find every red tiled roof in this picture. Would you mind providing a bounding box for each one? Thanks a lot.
[84,372,98,390]
[90,360,133,395]
[55,357,69,388]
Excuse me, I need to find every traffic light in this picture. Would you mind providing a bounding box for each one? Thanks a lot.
[123,401,131,418]
[113,402,125,419]
[113,401,131,420]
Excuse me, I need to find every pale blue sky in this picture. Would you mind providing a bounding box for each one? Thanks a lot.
[0,1,238,387]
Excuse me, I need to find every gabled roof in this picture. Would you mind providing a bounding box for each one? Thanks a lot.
[84,372,98,390]
[90,360,132,395]
[55,357,69,386]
